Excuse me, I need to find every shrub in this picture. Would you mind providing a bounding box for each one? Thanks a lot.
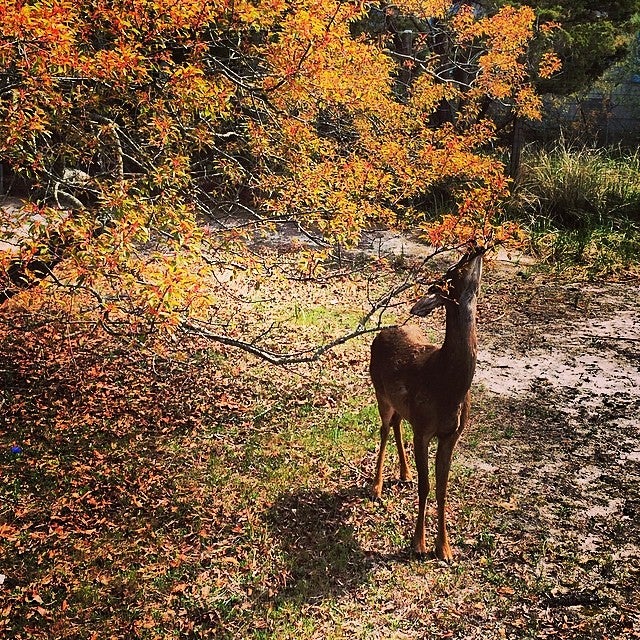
[512,143,640,229]
[507,143,640,274]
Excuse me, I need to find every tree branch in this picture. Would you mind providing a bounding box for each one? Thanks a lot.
[179,246,452,365]
[180,317,387,366]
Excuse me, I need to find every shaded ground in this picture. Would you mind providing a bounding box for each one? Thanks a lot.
[1,232,639,638]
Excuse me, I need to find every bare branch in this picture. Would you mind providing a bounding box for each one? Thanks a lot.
[179,246,457,366]
[181,317,387,365]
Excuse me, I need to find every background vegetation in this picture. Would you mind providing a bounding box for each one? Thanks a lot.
[1,0,640,637]
[509,143,640,275]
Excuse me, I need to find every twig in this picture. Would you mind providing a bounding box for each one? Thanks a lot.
[577,334,640,343]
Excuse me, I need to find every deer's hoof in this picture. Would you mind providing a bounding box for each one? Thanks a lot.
[435,542,454,563]
[412,538,429,558]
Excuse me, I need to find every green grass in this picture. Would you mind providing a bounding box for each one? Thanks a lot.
[531,222,640,275]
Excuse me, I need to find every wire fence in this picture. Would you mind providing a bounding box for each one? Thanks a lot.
[529,79,640,148]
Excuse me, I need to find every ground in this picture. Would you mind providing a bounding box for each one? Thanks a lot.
[469,263,640,637]
[0,233,639,639]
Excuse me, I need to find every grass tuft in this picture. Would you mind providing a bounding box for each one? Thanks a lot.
[508,142,640,275]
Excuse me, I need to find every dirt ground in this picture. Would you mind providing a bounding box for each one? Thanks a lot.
[360,229,640,634]
[479,264,638,546]
[2,212,639,637]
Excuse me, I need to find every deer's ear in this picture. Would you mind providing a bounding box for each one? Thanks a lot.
[410,293,443,317]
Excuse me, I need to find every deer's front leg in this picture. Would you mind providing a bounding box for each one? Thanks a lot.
[412,429,430,556]
[435,431,460,562]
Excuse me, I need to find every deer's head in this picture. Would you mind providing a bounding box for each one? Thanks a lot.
[410,245,486,317]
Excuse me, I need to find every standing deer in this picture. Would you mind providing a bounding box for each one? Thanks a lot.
[369,245,486,561]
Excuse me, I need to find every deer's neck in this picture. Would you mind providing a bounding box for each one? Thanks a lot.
[438,296,478,397]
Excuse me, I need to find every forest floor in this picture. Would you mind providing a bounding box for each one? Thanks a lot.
[1,230,639,639]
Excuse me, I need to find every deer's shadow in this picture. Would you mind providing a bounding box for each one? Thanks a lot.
[266,486,407,602]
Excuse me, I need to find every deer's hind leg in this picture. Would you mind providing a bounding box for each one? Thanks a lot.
[371,396,402,499]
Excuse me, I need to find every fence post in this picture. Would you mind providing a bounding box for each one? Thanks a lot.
[509,117,524,179]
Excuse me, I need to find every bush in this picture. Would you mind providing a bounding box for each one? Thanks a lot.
[512,143,640,229]
[508,143,640,274]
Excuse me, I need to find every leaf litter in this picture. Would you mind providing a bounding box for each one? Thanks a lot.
[0,244,639,639]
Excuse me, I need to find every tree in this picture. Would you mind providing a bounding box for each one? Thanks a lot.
[497,0,640,94]
[0,0,556,362]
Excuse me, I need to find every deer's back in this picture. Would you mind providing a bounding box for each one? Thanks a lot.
[370,325,441,413]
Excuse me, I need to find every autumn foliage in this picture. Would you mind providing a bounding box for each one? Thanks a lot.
[0,0,558,349]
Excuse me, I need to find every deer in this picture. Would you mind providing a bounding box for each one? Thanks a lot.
[369,244,486,561]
